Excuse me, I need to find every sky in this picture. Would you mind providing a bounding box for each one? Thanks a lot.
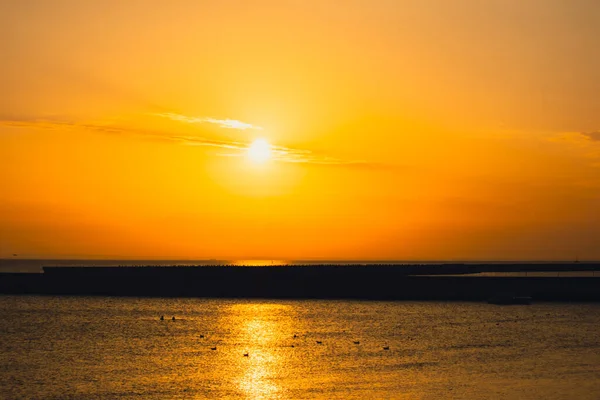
[1,0,599,260]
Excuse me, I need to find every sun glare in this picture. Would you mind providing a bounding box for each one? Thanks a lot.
[247,138,272,163]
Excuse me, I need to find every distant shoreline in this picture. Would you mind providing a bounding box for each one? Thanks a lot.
[1,263,600,301]
[1,259,599,273]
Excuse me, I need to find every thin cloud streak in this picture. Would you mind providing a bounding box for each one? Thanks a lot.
[551,131,600,146]
[548,131,600,167]
[0,117,371,166]
[155,112,263,130]
[582,131,600,142]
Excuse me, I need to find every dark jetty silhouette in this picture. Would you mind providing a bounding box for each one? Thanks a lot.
[1,263,600,301]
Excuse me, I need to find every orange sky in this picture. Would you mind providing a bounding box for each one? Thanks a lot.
[1,0,599,260]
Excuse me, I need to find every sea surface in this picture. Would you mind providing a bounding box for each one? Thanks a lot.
[1,296,599,399]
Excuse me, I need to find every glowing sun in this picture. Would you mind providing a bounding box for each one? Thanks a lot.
[247,138,272,163]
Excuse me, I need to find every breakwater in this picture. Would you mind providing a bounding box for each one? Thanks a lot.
[1,264,599,301]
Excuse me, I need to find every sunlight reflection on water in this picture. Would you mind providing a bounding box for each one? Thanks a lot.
[228,303,297,399]
[1,297,600,399]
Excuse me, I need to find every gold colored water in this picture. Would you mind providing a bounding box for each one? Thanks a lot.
[1,296,600,399]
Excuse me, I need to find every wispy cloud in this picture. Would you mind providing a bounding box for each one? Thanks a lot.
[551,131,600,145]
[270,146,367,165]
[0,117,372,167]
[548,131,600,167]
[582,131,600,141]
[155,112,263,130]
[218,145,369,166]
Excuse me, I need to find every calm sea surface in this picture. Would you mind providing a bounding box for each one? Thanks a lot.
[0,296,599,399]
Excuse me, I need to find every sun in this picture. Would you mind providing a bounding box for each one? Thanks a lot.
[247,138,272,163]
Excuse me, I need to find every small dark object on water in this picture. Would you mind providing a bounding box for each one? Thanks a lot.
[210,346,217,350]
[353,341,360,344]
[383,346,389,350]
[293,334,298,338]
[172,316,176,321]
[199,334,205,338]
[160,315,164,321]
[243,352,249,357]
[316,341,322,344]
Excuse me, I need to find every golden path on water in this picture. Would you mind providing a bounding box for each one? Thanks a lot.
[222,303,302,399]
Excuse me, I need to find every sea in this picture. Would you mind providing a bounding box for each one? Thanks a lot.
[1,296,599,399]
[1,259,600,399]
